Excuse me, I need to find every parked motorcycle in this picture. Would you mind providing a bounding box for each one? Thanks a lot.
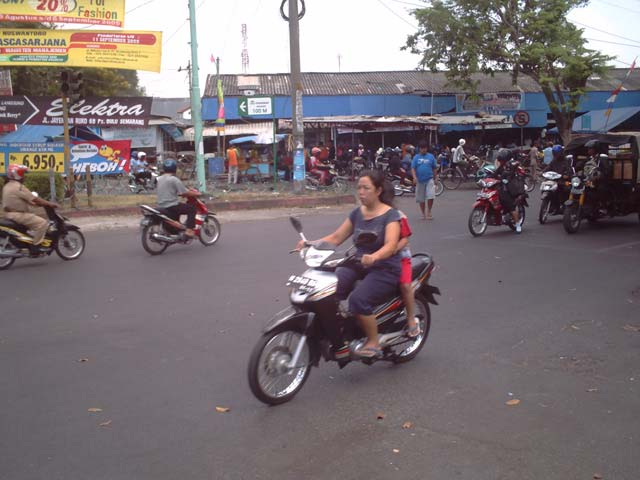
[305,166,349,193]
[389,170,444,197]
[139,194,221,255]
[538,171,570,224]
[468,177,528,236]
[247,217,440,405]
[0,206,86,270]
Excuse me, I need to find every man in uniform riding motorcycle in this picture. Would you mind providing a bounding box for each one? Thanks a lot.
[1,164,60,253]
[544,145,571,177]
[156,159,201,238]
[495,148,524,233]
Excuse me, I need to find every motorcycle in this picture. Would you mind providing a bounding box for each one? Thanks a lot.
[388,169,444,197]
[128,166,159,194]
[139,194,221,255]
[468,176,529,237]
[305,165,349,193]
[538,171,570,224]
[0,206,86,270]
[247,217,441,405]
[562,171,607,234]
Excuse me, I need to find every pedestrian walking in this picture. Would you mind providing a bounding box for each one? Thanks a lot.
[227,146,239,184]
[411,141,438,220]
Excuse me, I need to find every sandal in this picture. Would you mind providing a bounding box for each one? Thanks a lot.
[406,319,421,338]
[354,346,383,359]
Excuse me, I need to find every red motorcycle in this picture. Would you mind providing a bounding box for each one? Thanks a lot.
[139,194,221,255]
[468,175,528,237]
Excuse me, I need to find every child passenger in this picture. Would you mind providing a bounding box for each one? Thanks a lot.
[397,210,420,337]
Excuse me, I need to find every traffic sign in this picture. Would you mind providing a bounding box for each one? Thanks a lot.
[238,96,272,117]
[513,110,530,127]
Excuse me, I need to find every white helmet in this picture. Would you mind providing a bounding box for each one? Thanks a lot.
[137,151,147,159]
[458,139,466,146]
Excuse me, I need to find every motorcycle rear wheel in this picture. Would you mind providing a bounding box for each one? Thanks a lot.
[55,230,85,260]
[524,175,536,193]
[539,198,551,224]
[468,206,488,237]
[199,216,221,246]
[0,250,15,270]
[141,224,169,255]
[248,328,311,405]
[391,295,430,363]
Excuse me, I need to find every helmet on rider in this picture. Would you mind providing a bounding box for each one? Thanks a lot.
[458,138,466,146]
[163,159,177,173]
[7,164,29,182]
[496,148,512,164]
[552,145,563,155]
[311,147,322,156]
[137,151,147,159]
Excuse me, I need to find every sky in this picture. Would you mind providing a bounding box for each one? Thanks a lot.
[109,0,640,97]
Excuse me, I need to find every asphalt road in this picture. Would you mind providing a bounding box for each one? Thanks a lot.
[1,189,639,480]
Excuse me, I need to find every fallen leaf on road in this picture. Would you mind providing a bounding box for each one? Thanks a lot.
[587,388,599,393]
[77,358,89,363]
[402,422,413,429]
[392,449,400,453]
[215,406,231,413]
[376,412,385,420]
[593,474,603,479]
[505,399,520,406]
[87,408,103,413]
[570,324,580,331]
[623,324,640,333]
[99,420,112,427]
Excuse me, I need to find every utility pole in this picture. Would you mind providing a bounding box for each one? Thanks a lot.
[215,57,221,156]
[281,0,306,193]
[188,0,206,192]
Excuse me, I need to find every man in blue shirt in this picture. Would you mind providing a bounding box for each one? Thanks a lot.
[411,141,439,220]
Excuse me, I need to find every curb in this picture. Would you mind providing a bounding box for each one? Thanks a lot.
[61,194,355,218]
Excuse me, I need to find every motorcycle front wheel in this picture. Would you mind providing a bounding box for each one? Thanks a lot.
[55,230,85,260]
[563,206,582,234]
[248,328,311,405]
[391,295,431,364]
[199,215,221,246]
[468,206,488,237]
[141,224,169,255]
[392,179,404,196]
[539,197,551,224]
[435,179,444,197]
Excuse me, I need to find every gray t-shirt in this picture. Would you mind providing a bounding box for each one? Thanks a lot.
[348,207,401,273]
[157,175,187,208]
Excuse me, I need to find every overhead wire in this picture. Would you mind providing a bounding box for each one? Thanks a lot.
[594,0,640,15]
[571,20,640,46]
[374,0,419,29]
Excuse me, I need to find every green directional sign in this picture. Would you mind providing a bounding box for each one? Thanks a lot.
[237,96,272,117]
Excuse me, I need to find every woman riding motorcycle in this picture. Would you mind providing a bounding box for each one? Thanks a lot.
[494,148,524,233]
[295,169,401,359]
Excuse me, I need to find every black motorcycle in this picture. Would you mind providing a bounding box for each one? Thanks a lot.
[247,217,440,405]
[0,206,86,270]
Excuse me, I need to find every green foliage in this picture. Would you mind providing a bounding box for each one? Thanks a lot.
[405,0,613,143]
[0,173,64,200]
[0,21,145,97]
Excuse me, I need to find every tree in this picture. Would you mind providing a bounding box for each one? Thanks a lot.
[405,0,612,144]
[0,22,145,97]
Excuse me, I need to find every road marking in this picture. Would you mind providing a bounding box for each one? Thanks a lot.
[597,241,640,253]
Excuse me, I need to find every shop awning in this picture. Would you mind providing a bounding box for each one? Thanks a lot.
[230,133,287,145]
[184,121,274,139]
[570,106,640,133]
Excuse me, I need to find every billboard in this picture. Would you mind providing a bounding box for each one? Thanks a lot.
[0,96,153,127]
[0,0,126,28]
[0,29,162,72]
[0,140,131,175]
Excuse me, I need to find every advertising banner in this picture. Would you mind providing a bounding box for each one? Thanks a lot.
[0,96,152,126]
[458,92,523,113]
[101,125,157,147]
[0,29,162,72]
[0,0,126,28]
[0,139,130,175]
[0,68,15,134]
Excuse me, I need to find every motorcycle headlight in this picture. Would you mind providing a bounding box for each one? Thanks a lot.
[571,177,581,188]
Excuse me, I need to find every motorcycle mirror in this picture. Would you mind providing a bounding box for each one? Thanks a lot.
[289,216,303,233]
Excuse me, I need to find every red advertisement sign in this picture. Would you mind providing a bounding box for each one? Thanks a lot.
[70,139,131,175]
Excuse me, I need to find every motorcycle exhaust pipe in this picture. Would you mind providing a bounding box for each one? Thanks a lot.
[0,250,26,258]
[150,233,174,243]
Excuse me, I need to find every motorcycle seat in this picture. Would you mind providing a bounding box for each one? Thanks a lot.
[0,218,25,231]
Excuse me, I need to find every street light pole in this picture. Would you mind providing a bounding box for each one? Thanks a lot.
[188,0,206,192]
[283,0,306,193]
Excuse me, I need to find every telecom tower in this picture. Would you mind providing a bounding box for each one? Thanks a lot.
[241,24,249,74]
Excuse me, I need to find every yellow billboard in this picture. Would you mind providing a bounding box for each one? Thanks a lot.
[0,29,162,73]
[0,0,126,28]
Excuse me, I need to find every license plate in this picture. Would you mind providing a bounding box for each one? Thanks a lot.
[286,275,318,292]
